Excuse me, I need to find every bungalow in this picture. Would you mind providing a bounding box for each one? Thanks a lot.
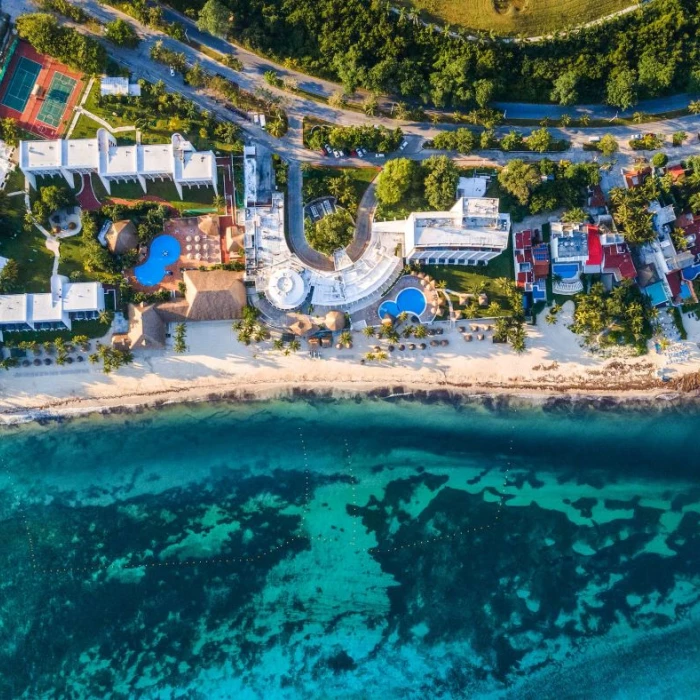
[621,166,651,190]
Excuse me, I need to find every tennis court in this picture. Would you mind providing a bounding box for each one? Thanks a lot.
[36,72,77,127]
[0,56,41,113]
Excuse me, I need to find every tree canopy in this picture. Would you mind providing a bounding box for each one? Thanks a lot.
[422,156,459,210]
[197,0,231,38]
[16,13,106,74]
[377,158,419,205]
[306,210,355,255]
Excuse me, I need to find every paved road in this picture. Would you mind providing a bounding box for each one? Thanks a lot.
[140,1,697,120]
[346,178,378,262]
[286,161,334,271]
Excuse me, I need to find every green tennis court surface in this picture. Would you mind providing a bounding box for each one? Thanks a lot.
[36,73,77,128]
[1,57,41,113]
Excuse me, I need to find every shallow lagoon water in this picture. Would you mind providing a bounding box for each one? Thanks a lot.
[1,398,699,698]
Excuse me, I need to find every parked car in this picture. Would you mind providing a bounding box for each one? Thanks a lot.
[588,136,600,144]
[338,150,346,157]
[375,153,386,159]
[399,139,408,150]
[630,133,643,141]
[324,144,333,155]
[169,66,176,77]
[357,147,366,157]
[333,150,341,158]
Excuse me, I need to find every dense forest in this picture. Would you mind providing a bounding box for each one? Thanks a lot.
[172,0,700,108]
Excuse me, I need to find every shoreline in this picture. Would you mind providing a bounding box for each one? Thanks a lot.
[0,376,696,428]
[3,309,700,427]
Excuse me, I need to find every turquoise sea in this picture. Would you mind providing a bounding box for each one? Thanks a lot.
[1,397,699,698]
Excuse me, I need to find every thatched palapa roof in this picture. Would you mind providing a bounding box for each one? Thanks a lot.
[127,303,166,349]
[324,310,345,331]
[106,220,139,254]
[183,270,247,320]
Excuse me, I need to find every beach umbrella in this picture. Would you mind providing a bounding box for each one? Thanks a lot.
[195,253,202,260]
[421,279,429,287]
[195,244,201,251]
[195,235,201,242]
[464,334,473,342]
[398,344,405,351]
[441,339,449,346]
[186,244,192,252]
[419,343,427,350]
[430,339,438,347]
[409,343,416,350]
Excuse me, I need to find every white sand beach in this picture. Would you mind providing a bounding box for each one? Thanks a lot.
[1,304,699,422]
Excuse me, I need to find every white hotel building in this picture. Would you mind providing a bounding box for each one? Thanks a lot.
[0,278,105,338]
[19,129,217,199]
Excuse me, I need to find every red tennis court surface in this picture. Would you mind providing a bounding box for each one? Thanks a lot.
[0,41,85,138]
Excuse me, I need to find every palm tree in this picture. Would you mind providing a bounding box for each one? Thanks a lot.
[362,326,375,338]
[414,325,428,339]
[579,114,591,127]
[560,114,572,128]
[545,312,557,325]
[364,351,377,362]
[632,111,647,124]
[339,330,352,346]
[376,350,389,361]
[397,311,409,324]
[289,339,301,352]
[689,100,700,115]
[273,338,285,351]
[98,310,113,326]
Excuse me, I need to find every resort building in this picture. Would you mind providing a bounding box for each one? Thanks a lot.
[0,279,105,337]
[402,197,511,266]
[513,229,548,303]
[19,130,218,199]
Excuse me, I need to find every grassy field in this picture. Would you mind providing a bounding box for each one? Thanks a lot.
[90,174,223,214]
[0,190,55,292]
[400,0,635,36]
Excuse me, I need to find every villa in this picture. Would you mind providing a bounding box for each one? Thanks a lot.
[550,221,636,295]
[0,278,105,338]
[637,200,697,307]
[19,130,218,199]
[513,229,548,303]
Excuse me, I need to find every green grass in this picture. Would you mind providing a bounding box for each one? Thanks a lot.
[399,0,636,36]
[0,192,55,292]
[5,319,112,344]
[57,235,98,282]
[80,79,241,154]
[90,173,222,214]
[4,169,26,194]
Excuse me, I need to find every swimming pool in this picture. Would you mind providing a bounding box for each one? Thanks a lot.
[378,287,427,319]
[134,235,181,287]
[552,263,580,280]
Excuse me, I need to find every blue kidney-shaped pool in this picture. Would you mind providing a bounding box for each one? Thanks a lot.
[134,235,181,287]
[378,287,427,319]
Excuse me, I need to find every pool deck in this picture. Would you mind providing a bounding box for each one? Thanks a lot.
[127,215,225,292]
[351,274,439,327]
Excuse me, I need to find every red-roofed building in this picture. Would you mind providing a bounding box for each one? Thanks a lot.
[602,243,636,281]
[622,166,651,190]
[666,164,687,183]
[666,270,682,298]
[587,185,606,210]
[585,225,603,268]
[513,229,548,302]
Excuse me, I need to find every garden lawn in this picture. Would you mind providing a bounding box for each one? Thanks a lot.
[91,173,223,214]
[0,195,54,293]
[58,235,96,282]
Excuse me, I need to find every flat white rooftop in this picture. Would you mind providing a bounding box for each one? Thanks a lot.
[140,144,173,174]
[0,294,28,323]
[62,282,102,311]
[177,151,215,182]
[32,294,64,323]
[21,140,61,170]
